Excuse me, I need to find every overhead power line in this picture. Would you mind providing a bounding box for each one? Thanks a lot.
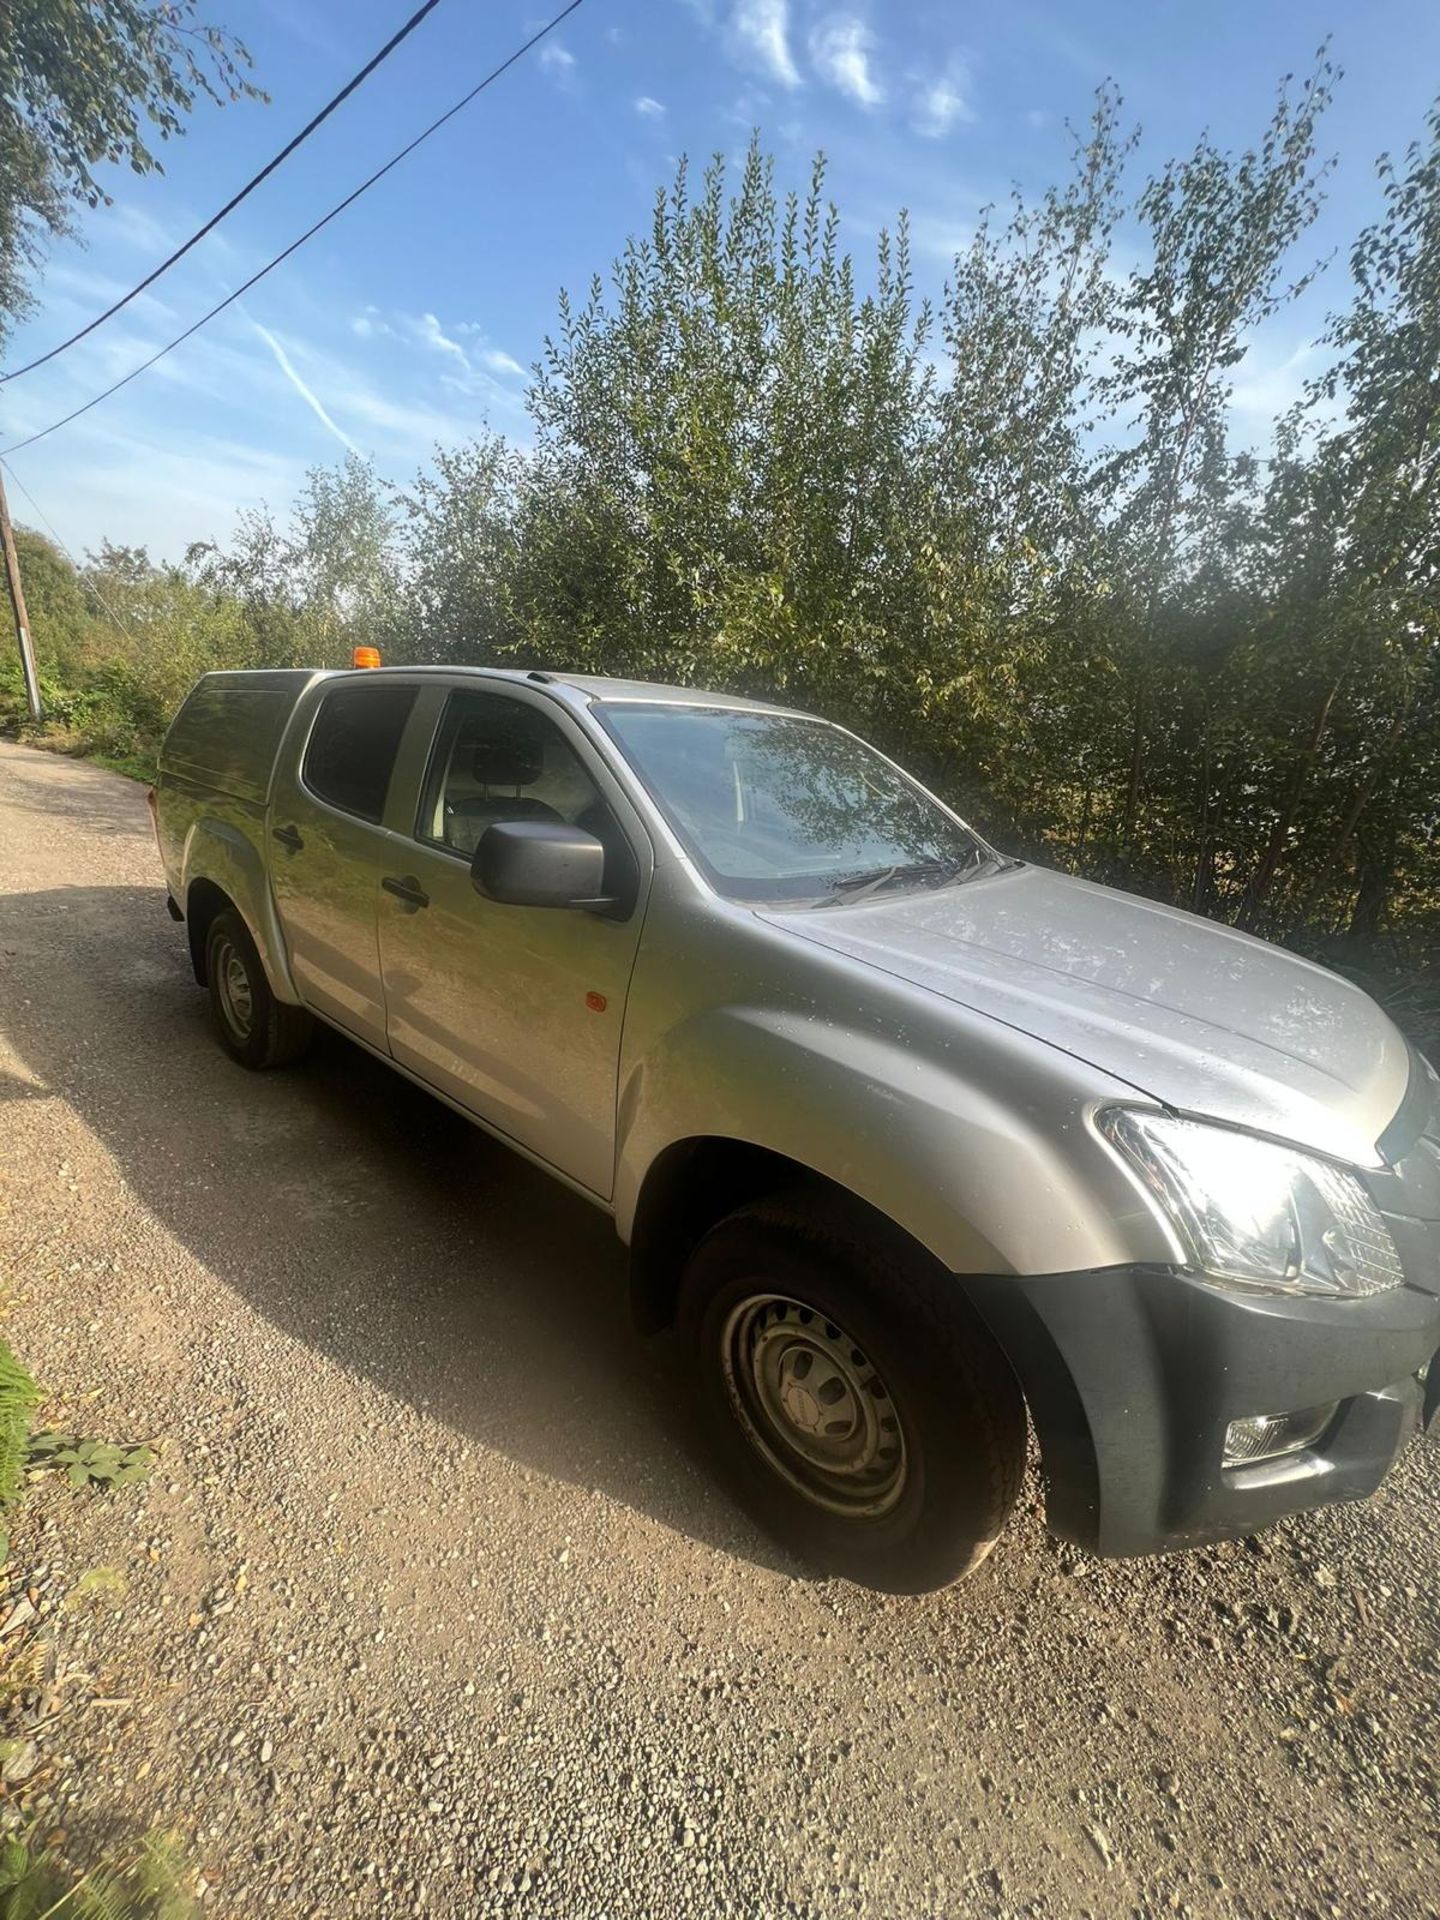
[0,0,586,458]
[1,0,449,387]
[0,458,140,641]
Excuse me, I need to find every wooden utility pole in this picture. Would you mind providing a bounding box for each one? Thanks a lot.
[0,464,42,723]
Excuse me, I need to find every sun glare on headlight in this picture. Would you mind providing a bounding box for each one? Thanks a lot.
[1098,1109,1404,1299]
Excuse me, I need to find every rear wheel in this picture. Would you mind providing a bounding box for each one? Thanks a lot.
[680,1197,1025,1593]
[205,908,312,1070]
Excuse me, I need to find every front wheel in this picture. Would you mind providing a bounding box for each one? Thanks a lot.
[680,1197,1026,1593]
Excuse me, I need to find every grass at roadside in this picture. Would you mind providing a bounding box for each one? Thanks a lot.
[0,1342,199,1918]
[0,660,160,787]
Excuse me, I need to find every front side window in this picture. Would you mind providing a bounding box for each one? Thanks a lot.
[416,690,639,898]
[597,704,1003,905]
[302,683,417,823]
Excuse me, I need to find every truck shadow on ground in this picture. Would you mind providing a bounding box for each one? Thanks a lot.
[0,878,800,1579]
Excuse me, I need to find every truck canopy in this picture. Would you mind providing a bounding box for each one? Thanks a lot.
[159,670,327,805]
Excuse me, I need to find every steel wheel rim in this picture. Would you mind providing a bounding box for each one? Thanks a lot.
[719,1293,908,1518]
[214,936,255,1041]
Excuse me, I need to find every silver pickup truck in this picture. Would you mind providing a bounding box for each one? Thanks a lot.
[151,664,1440,1593]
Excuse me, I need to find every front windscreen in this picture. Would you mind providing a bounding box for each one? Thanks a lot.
[597,703,1004,905]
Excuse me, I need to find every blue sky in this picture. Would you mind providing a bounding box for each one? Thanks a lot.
[3,0,1439,562]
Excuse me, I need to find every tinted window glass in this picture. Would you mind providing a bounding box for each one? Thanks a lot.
[303,683,417,823]
[162,672,315,805]
[598,704,997,905]
[416,690,639,898]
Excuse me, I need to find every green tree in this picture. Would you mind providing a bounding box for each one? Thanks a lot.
[521,138,937,753]
[1095,53,1336,864]
[186,456,400,668]
[396,435,523,665]
[0,0,261,343]
[8,75,1440,1041]
[1240,99,1440,937]
[928,86,1132,838]
[11,526,90,660]
[288,453,400,659]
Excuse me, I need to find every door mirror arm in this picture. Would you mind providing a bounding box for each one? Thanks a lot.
[574,892,629,920]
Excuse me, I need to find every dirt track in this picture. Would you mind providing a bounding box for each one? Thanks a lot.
[0,737,1436,1918]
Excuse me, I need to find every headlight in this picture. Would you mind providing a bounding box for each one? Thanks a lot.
[1098,1108,1403,1298]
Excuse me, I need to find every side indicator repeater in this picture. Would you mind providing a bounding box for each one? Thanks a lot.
[585,991,608,1014]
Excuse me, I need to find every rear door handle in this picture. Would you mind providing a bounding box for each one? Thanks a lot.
[382,874,430,911]
[272,824,304,853]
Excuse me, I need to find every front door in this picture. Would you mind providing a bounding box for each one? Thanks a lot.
[378,685,650,1197]
[268,677,419,1049]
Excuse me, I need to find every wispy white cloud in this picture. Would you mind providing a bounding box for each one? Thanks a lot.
[1230,337,1320,424]
[333,385,461,447]
[33,260,179,330]
[914,56,974,138]
[909,212,975,264]
[256,0,348,62]
[731,0,800,89]
[107,203,183,256]
[635,94,666,117]
[351,305,530,417]
[723,84,773,131]
[261,322,490,450]
[8,418,309,563]
[539,42,577,82]
[810,17,882,107]
[350,306,402,343]
[2,283,532,558]
[247,319,359,454]
[416,311,470,367]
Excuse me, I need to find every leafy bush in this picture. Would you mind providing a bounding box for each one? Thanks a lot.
[27,1434,154,1491]
[0,1828,198,1919]
[0,1347,39,1566]
[6,85,1440,1013]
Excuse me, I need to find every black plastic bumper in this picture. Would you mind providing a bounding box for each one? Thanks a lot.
[966,1263,1440,1558]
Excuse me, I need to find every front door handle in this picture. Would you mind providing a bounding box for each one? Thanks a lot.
[272,824,304,853]
[382,874,430,911]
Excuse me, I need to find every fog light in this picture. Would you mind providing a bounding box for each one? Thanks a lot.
[1223,1404,1336,1467]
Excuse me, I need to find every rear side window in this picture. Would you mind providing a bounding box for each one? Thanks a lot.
[161,672,318,804]
[303,683,417,823]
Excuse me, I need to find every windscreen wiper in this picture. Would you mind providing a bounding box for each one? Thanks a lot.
[814,852,1021,908]
[815,859,962,908]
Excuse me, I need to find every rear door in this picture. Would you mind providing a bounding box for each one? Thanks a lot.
[377,682,651,1197]
[268,677,420,1048]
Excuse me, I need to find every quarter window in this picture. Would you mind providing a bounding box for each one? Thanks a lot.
[303,683,417,823]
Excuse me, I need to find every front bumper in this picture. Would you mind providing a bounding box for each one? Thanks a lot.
[966,1262,1440,1558]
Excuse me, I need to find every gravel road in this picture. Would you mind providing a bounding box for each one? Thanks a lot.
[0,737,1436,1919]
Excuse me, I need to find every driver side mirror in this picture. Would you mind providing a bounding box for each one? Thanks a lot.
[472,819,614,912]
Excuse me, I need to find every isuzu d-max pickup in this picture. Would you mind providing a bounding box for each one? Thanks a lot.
[150,664,1440,1592]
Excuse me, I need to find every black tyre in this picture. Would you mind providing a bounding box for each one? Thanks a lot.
[680,1195,1025,1593]
[205,908,313,1070]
